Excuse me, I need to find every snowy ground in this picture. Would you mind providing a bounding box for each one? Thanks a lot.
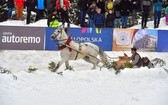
[0,51,168,105]
[0,18,168,105]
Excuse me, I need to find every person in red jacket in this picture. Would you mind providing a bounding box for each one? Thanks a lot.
[14,0,25,20]
[56,0,70,27]
[56,0,70,11]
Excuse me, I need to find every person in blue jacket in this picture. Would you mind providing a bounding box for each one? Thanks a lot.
[35,0,46,22]
[94,8,105,28]
[153,0,163,28]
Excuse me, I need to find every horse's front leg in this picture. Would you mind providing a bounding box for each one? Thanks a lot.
[65,61,73,70]
[53,58,67,73]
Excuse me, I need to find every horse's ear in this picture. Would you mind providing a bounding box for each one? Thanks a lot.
[59,25,64,29]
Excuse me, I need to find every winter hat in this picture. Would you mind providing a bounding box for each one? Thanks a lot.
[131,47,137,51]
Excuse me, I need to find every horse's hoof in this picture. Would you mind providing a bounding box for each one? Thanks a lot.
[65,66,73,71]
[57,72,63,75]
[69,67,73,70]
[51,69,56,72]
[91,66,96,70]
[115,70,121,75]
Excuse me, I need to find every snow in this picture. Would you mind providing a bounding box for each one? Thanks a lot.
[0,18,168,105]
[0,19,80,27]
[130,18,168,30]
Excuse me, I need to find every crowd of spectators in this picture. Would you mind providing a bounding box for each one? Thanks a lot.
[0,0,168,28]
[79,0,167,29]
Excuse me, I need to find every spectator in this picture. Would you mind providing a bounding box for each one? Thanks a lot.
[46,0,56,15]
[130,47,142,68]
[14,0,25,20]
[47,9,60,27]
[61,6,70,27]
[87,0,95,7]
[97,0,105,14]
[113,0,122,28]
[131,0,140,25]
[94,8,105,28]
[165,4,168,25]
[7,0,15,19]
[106,9,115,28]
[56,0,70,11]
[26,0,36,24]
[88,1,97,27]
[120,0,132,28]
[105,0,113,12]
[35,0,46,22]
[78,0,88,27]
[153,0,163,28]
[56,0,70,27]
[140,0,152,29]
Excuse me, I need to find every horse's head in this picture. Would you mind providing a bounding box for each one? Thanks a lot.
[51,25,64,40]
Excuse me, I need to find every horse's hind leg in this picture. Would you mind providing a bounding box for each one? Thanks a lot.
[65,61,73,70]
[83,56,99,69]
[90,58,99,69]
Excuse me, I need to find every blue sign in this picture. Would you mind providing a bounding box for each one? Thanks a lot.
[68,28,113,51]
[45,28,58,50]
[45,28,113,51]
[157,30,168,52]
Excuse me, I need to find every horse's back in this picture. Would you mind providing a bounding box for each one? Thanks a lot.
[83,42,99,51]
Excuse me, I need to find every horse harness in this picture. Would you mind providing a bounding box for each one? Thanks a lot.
[74,43,82,60]
[58,36,72,52]
[57,36,89,60]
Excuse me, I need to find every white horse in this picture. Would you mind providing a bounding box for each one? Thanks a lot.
[51,26,109,73]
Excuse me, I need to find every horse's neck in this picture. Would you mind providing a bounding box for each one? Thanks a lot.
[59,29,69,44]
[62,30,68,39]
[61,29,79,46]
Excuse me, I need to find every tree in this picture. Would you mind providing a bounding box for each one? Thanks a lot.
[0,0,8,22]
[68,0,80,25]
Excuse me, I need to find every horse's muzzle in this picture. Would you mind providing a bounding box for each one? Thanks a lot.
[51,34,56,40]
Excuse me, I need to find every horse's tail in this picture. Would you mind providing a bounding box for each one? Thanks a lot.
[99,48,109,65]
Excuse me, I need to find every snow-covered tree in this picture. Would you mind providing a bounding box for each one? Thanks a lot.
[0,0,8,22]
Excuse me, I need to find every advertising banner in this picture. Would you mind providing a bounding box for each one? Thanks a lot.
[45,28,58,50]
[113,29,158,51]
[45,28,113,51]
[0,26,45,50]
[157,30,168,52]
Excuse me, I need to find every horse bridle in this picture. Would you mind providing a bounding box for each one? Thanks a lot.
[52,28,67,41]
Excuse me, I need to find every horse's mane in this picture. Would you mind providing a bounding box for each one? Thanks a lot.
[62,27,71,38]
[64,28,68,33]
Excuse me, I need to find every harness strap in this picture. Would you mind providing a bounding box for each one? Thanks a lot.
[74,44,82,60]
[58,45,66,50]
[58,36,72,51]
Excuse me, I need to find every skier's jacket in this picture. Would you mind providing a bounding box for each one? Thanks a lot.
[141,0,152,11]
[154,1,162,12]
[48,14,60,28]
[131,53,142,67]
[165,6,168,14]
[14,0,25,7]
[7,0,15,8]
[56,0,70,10]
[36,0,45,10]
